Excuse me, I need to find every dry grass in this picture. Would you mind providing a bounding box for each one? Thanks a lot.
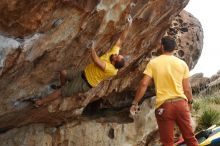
[197,108,220,130]
[193,94,220,131]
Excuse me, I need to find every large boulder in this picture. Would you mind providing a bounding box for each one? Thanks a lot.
[0,0,203,145]
[190,71,220,95]
[190,73,210,94]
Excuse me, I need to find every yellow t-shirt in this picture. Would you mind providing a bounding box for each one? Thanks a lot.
[143,55,190,108]
[84,46,120,87]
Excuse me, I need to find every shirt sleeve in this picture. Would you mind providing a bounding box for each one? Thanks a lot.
[100,45,120,62]
[104,62,118,75]
[183,63,190,79]
[143,61,153,78]
[108,45,120,55]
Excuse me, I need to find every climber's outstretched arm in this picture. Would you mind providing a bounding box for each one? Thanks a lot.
[90,42,106,71]
[115,15,132,48]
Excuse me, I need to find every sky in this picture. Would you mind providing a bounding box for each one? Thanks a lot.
[185,0,220,77]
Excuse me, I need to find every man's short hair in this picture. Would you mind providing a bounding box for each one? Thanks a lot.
[161,36,176,52]
[114,58,125,69]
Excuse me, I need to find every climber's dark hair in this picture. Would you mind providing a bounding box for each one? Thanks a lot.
[161,36,176,52]
[114,58,125,69]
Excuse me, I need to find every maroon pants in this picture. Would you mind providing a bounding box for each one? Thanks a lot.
[155,99,199,146]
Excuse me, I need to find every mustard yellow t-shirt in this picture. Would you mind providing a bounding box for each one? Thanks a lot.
[143,55,190,108]
[84,46,120,87]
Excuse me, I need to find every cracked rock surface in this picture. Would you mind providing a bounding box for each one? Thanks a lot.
[0,0,203,145]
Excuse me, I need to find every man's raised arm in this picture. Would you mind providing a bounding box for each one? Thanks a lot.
[89,41,106,71]
[115,28,130,48]
[115,15,133,48]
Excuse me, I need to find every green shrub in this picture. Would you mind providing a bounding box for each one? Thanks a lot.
[205,96,220,104]
[197,108,220,130]
[193,101,201,112]
[211,96,220,104]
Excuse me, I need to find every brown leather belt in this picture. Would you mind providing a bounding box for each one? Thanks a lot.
[81,71,92,88]
[165,97,185,103]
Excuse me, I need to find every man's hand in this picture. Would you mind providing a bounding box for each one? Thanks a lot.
[130,104,139,116]
[188,100,193,111]
[86,40,95,49]
[89,40,106,71]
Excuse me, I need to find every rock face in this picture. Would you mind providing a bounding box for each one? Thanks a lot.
[0,0,203,145]
[166,10,203,68]
[0,99,157,146]
[190,71,220,95]
[190,73,210,94]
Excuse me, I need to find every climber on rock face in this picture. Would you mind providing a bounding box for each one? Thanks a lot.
[35,24,131,107]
